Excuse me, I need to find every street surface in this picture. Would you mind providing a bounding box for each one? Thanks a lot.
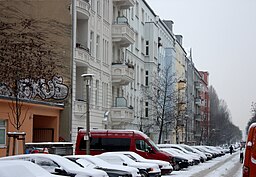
[163,151,242,177]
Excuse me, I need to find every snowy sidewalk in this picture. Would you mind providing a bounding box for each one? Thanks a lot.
[163,152,242,177]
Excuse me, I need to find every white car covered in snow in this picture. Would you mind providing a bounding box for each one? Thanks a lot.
[0,160,66,177]
[65,155,141,177]
[97,153,161,177]
[0,154,108,177]
[102,151,173,175]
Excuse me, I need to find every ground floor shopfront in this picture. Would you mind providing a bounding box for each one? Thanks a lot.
[0,98,63,157]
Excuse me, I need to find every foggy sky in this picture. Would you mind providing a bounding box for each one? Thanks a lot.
[146,0,256,136]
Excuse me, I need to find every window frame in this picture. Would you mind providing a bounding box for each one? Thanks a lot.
[0,120,6,146]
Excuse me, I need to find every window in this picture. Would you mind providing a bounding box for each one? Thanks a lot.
[145,70,148,86]
[0,120,6,145]
[35,157,59,173]
[145,41,149,55]
[103,39,109,64]
[131,7,134,20]
[90,31,94,56]
[80,137,131,151]
[97,0,101,16]
[145,102,148,117]
[96,35,100,59]
[145,107,148,117]
[91,0,95,11]
[135,2,139,17]
[95,80,99,106]
[141,38,144,54]
[135,139,151,152]
[102,82,108,107]
[103,0,109,21]
[135,33,139,49]
[141,8,144,23]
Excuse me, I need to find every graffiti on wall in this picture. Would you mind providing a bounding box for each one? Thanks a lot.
[0,76,69,100]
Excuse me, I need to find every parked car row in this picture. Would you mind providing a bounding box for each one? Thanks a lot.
[0,152,170,177]
[0,129,228,177]
[157,143,227,171]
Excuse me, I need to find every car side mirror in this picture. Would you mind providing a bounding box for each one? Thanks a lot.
[55,167,67,175]
[123,163,128,166]
[146,146,153,153]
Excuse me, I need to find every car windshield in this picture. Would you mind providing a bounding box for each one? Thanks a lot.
[125,154,138,161]
[84,156,110,166]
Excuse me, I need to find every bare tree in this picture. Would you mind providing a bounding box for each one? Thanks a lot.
[209,86,242,145]
[142,64,181,144]
[246,102,256,134]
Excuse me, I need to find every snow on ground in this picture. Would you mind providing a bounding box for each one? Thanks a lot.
[163,152,242,177]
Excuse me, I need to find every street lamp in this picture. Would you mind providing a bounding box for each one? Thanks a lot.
[81,73,94,155]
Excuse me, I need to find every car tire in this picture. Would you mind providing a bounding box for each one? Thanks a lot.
[140,170,148,177]
[174,164,181,171]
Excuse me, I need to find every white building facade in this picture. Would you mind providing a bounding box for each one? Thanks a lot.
[70,0,201,145]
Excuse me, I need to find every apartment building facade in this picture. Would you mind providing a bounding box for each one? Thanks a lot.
[0,0,211,156]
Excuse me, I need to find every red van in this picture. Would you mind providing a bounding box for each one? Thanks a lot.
[75,129,175,166]
[243,123,256,177]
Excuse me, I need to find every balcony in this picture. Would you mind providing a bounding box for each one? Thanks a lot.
[74,100,86,115]
[195,98,203,106]
[76,0,90,19]
[75,44,90,66]
[113,0,135,9]
[195,81,203,91]
[112,17,135,47]
[111,97,134,125]
[112,63,134,86]
[111,107,134,125]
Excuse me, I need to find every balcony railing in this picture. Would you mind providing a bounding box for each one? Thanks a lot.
[75,45,90,66]
[112,63,134,86]
[113,0,135,9]
[110,97,134,125]
[195,98,203,106]
[111,107,134,125]
[195,81,203,91]
[112,17,135,47]
[76,0,90,19]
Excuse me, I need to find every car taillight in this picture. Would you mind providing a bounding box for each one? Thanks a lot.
[243,166,249,177]
[146,167,153,172]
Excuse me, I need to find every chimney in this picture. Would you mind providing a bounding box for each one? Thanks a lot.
[175,35,183,46]
[163,20,174,33]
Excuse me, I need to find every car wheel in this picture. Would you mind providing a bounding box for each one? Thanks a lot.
[174,164,181,171]
[140,170,148,177]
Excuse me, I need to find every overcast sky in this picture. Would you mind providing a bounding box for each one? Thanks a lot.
[146,0,256,136]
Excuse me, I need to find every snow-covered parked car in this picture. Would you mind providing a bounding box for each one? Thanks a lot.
[158,144,201,165]
[179,144,207,162]
[0,160,66,177]
[160,148,191,170]
[0,154,109,177]
[102,151,173,175]
[97,153,161,177]
[65,155,141,177]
